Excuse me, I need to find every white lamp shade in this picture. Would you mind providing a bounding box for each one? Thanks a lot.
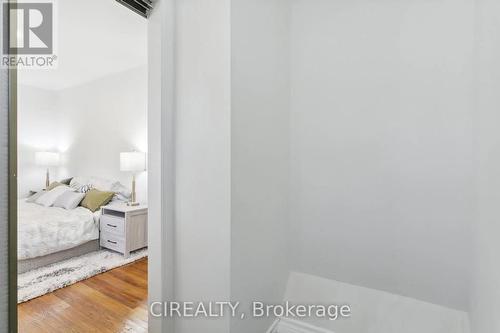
[35,152,60,167]
[120,152,146,172]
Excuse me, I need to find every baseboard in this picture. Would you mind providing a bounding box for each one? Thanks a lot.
[267,318,335,333]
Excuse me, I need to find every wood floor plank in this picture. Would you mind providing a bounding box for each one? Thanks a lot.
[108,268,147,289]
[18,258,148,333]
[82,274,146,309]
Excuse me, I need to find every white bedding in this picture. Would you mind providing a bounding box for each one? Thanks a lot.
[18,200,100,260]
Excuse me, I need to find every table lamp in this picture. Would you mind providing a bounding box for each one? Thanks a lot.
[35,152,60,189]
[120,151,146,206]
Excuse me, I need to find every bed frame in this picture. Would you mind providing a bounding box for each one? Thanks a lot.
[18,239,100,274]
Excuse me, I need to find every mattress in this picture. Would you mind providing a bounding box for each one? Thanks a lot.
[18,200,100,260]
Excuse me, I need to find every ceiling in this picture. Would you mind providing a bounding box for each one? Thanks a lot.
[19,0,147,91]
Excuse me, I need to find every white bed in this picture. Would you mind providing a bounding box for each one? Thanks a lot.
[17,176,131,273]
[18,199,100,272]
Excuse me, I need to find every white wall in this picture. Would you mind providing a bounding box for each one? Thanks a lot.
[18,86,59,196]
[289,0,476,311]
[469,0,500,331]
[57,66,148,202]
[147,0,175,331]
[174,0,231,332]
[285,272,470,333]
[230,1,290,332]
[147,0,488,331]
[18,66,148,202]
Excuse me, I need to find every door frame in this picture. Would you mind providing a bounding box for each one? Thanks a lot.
[8,0,18,331]
[8,0,176,331]
[147,0,176,331]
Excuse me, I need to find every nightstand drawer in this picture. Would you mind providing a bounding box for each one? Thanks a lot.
[100,203,148,258]
[100,233,125,253]
[101,215,125,236]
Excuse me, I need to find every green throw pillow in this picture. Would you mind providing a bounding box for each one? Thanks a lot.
[80,189,114,212]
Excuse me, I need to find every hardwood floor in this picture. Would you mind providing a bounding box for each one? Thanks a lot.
[18,258,148,333]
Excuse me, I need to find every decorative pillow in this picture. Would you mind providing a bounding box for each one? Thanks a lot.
[77,184,93,193]
[69,177,94,193]
[69,176,130,201]
[26,191,45,203]
[53,191,86,210]
[35,185,73,207]
[72,176,130,201]
[80,189,114,212]
[46,181,63,191]
[59,177,73,185]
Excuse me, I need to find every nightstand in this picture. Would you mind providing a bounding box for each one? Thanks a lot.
[100,204,148,258]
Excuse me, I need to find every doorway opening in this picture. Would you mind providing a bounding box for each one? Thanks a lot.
[15,1,149,331]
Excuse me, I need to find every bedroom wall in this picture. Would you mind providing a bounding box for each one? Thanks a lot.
[289,0,476,311]
[18,66,148,202]
[230,0,290,332]
[18,86,59,196]
[57,66,148,202]
[469,0,500,331]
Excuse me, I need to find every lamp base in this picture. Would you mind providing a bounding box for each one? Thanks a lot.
[127,201,140,207]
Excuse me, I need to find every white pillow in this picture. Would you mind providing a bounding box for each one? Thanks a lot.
[89,176,131,200]
[110,182,131,201]
[69,176,89,189]
[89,176,117,191]
[53,191,86,210]
[26,191,45,203]
[35,186,72,207]
[70,176,131,201]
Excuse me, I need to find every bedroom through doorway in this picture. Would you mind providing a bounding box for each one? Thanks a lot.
[15,0,149,331]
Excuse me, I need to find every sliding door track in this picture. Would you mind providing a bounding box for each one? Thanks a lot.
[116,0,153,18]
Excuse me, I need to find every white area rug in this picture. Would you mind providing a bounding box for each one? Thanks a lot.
[18,249,148,303]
